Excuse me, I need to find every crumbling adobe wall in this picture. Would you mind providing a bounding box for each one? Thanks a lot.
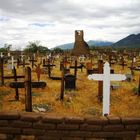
[71,30,90,56]
[0,112,140,140]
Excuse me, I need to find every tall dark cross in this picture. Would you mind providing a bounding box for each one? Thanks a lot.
[98,60,103,101]
[17,58,29,68]
[138,75,140,96]
[60,64,65,101]
[29,56,37,68]
[13,67,19,100]
[0,57,4,85]
[25,67,32,112]
[74,60,77,78]
[43,59,55,78]
[9,67,46,111]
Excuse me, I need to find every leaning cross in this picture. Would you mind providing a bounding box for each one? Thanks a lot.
[88,62,126,116]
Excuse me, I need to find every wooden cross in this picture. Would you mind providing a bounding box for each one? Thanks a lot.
[35,64,41,82]
[9,67,46,111]
[43,59,55,78]
[29,56,37,68]
[0,57,24,86]
[88,62,126,116]
[8,56,17,70]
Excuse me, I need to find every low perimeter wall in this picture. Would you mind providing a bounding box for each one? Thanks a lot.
[0,112,140,140]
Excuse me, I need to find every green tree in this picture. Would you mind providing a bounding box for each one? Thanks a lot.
[24,41,50,54]
[52,47,64,54]
[0,43,12,52]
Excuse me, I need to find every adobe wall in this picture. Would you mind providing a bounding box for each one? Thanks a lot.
[0,112,140,140]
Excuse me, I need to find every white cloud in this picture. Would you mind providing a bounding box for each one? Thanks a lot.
[0,0,140,49]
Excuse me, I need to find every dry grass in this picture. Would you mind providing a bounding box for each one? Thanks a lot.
[0,57,140,117]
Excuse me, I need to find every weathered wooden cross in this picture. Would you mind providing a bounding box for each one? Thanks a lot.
[43,59,55,78]
[88,62,126,116]
[9,67,46,111]
[29,56,37,68]
[7,56,17,70]
[0,57,24,86]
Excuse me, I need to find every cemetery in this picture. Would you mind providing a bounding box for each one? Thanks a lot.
[0,30,140,139]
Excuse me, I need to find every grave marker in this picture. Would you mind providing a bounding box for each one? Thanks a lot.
[98,60,103,101]
[29,56,37,68]
[88,62,126,116]
[35,64,41,82]
[60,65,65,101]
[9,67,46,111]
[0,57,24,86]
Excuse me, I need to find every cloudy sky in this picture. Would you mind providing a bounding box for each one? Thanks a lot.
[0,0,140,49]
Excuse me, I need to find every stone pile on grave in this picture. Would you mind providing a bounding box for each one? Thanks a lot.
[125,74,133,82]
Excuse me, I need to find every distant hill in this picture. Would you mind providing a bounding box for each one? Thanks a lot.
[55,43,74,50]
[88,40,113,47]
[54,40,113,50]
[112,33,140,48]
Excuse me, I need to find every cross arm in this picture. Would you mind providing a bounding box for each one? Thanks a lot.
[88,74,104,81]
[110,74,126,81]
[9,82,46,88]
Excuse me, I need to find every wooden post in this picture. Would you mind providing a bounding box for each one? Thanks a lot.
[138,75,140,96]
[48,59,51,78]
[98,60,103,101]
[43,59,46,66]
[60,65,64,101]
[13,67,19,100]
[23,59,25,68]
[74,60,77,78]
[17,58,20,68]
[25,67,32,112]
[0,57,4,85]
[109,55,112,66]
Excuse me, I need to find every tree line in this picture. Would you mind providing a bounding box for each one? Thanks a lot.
[0,41,64,54]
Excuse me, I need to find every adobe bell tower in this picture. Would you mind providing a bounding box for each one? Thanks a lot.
[71,30,90,56]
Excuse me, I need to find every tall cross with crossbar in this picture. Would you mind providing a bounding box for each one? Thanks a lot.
[88,62,126,116]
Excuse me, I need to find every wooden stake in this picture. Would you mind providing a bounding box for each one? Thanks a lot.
[60,65,64,101]
[138,75,140,96]
[48,59,51,78]
[0,57,4,85]
[13,67,19,100]
[74,60,77,78]
[98,60,103,101]
[25,67,32,112]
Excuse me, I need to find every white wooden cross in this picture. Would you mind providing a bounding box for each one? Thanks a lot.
[0,52,4,58]
[8,56,17,69]
[88,62,126,116]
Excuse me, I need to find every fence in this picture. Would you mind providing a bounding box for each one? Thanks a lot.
[0,112,140,140]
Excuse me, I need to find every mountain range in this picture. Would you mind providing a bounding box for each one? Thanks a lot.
[55,40,114,50]
[112,33,140,48]
[54,33,140,50]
